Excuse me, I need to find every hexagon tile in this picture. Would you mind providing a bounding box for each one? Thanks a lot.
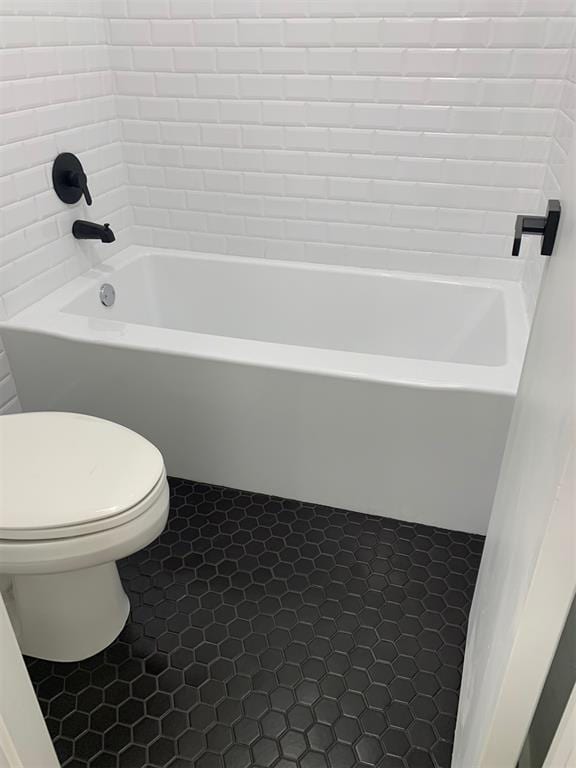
[25,478,483,768]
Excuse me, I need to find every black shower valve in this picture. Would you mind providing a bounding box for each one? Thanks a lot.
[52,152,93,206]
[512,199,561,257]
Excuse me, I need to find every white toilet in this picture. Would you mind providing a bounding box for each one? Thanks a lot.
[0,412,170,662]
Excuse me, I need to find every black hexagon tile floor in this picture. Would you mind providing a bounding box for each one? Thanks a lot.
[25,478,483,768]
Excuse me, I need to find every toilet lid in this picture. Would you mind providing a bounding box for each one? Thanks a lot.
[0,412,165,539]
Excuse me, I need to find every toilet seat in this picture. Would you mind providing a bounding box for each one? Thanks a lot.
[0,411,165,540]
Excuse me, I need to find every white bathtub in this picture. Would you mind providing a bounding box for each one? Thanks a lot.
[1,246,529,534]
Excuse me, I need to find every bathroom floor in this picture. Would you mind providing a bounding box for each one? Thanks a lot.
[26,478,483,768]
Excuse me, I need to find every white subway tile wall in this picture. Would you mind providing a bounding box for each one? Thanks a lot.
[0,1,575,412]
[0,3,132,318]
[523,46,576,316]
[0,0,132,412]
[0,334,19,414]
[109,0,575,275]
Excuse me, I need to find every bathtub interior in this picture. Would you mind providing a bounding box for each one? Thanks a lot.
[61,252,510,367]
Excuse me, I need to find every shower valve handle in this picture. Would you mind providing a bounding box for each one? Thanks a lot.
[512,199,561,257]
[68,169,92,206]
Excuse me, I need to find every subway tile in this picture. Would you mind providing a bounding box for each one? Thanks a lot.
[329,128,374,153]
[262,100,307,125]
[145,143,183,167]
[404,49,458,76]
[355,48,404,75]
[450,107,502,134]
[243,172,285,195]
[380,19,433,47]
[333,19,382,46]
[138,96,178,120]
[352,103,399,129]
[193,20,237,46]
[260,0,309,18]
[285,20,333,47]
[160,121,201,144]
[115,71,155,96]
[150,20,193,45]
[178,98,219,122]
[242,125,284,148]
[262,48,307,73]
[222,192,262,216]
[399,105,451,131]
[328,176,371,201]
[285,75,332,101]
[245,215,284,239]
[213,0,260,18]
[165,166,204,189]
[347,200,387,225]
[155,72,196,98]
[284,173,327,198]
[434,19,491,47]
[285,126,331,150]
[219,99,262,124]
[427,77,481,106]
[480,79,533,107]
[226,234,267,257]
[489,18,546,47]
[456,49,514,77]
[196,74,237,98]
[222,148,263,171]
[204,169,243,192]
[200,124,241,147]
[109,19,150,45]
[127,0,170,19]
[332,76,377,102]
[237,20,284,47]
[170,210,208,231]
[500,108,557,135]
[307,101,352,126]
[307,151,350,177]
[262,195,306,220]
[239,74,284,99]
[169,0,212,19]
[217,47,261,73]
[308,48,356,74]
[378,77,427,104]
[512,50,571,78]
[173,47,216,72]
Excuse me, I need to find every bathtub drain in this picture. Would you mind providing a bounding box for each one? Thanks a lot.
[99,283,115,307]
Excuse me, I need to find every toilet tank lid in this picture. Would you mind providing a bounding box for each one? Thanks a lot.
[0,412,165,535]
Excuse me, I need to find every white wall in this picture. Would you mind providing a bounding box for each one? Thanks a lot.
[112,0,574,278]
[453,75,576,767]
[0,0,133,411]
[0,0,131,413]
[0,1,132,319]
[523,45,576,315]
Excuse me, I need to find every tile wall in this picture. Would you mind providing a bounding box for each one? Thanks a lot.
[0,0,132,412]
[112,0,575,278]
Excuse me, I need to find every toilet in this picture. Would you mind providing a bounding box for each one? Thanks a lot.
[0,412,170,662]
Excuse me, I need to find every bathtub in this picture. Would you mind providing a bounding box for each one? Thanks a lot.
[1,246,528,534]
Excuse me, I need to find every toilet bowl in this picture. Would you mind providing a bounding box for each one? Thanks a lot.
[0,412,170,662]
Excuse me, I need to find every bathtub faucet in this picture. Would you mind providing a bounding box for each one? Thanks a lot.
[72,220,116,243]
